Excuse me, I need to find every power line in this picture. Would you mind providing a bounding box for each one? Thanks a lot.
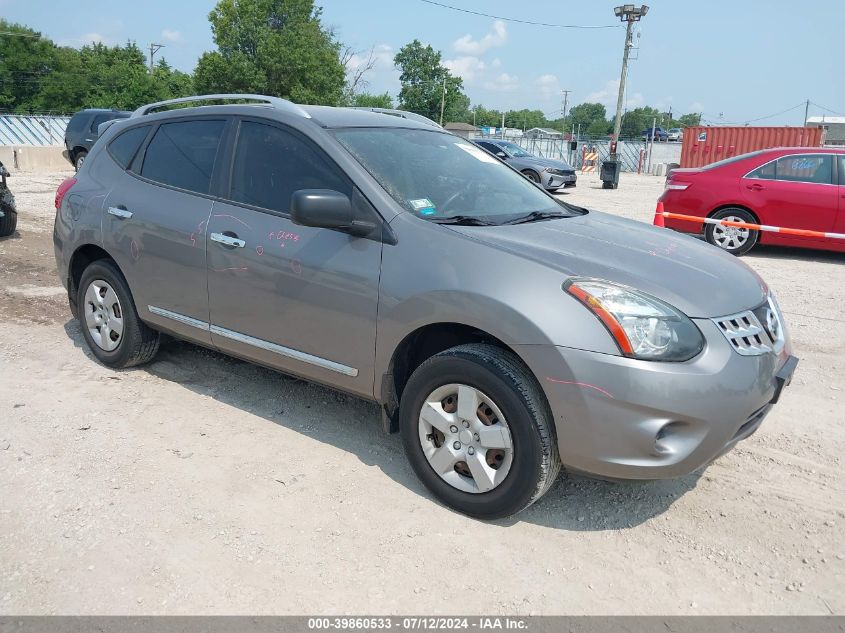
[416,0,620,29]
[810,101,845,117]
[702,102,805,126]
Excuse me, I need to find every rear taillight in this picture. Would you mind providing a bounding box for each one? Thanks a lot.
[55,177,77,210]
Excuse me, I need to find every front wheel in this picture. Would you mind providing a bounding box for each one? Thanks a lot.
[522,170,541,184]
[77,259,160,368]
[704,208,759,256]
[399,344,560,519]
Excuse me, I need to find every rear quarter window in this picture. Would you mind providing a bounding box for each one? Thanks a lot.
[108,125,151,169]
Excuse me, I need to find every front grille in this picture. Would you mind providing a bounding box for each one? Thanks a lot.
[547,168,573,176]
[713,295,785,356]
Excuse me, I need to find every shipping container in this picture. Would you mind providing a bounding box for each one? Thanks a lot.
[679,126,824,168]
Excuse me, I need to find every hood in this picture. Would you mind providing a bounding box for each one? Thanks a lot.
[447,210,767,318]
[523,156,574,171]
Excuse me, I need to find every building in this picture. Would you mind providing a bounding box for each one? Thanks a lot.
[806,116,845,146]
[443,122,479,139]
[525,127,563,139]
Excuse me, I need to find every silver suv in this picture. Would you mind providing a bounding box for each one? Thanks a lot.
[53,94,797,519]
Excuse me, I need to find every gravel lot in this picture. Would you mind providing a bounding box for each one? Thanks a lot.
[1,169,843,615]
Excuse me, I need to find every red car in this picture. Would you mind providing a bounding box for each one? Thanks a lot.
[659,147,845,255]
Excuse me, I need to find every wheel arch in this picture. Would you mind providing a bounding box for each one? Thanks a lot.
[67,243,119,317]
[377,321,541,434]
[708,203,759,224]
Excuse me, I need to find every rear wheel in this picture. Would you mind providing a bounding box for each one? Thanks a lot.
[400,343,560,519]
[705,208,759,256]
[77,259,160,368]
[74,150,88,171]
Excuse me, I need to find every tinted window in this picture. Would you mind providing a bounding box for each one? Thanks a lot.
[140,120,225,194]
[108,126,150,169]
[477,142,499,153]
[702,150,767,170]
[67,113,89,134]
[90,114,112,132]
[748,155,832,184]
[229,121,350,213]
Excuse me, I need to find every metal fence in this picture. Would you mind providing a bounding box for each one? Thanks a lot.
[0,115,70,146]
[470,133,650,172]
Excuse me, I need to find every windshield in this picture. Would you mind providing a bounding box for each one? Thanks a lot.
[334,128,578,223]
[496,141,532,158]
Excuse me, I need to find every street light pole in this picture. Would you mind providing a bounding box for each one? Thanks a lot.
[439,75,447,126]
[149,43,165,74]
[610,5,648,162]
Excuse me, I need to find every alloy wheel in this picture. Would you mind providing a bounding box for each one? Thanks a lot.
[712,215,750,251]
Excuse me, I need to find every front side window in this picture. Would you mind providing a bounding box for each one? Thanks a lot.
[498,141,532,158]
[748,154,832,184]
[229,121,350,213]
[140,120,225,194]
[108,125,150,169]
[334,127,577,223]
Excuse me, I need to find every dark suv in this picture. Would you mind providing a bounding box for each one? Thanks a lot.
[64,109,131,170]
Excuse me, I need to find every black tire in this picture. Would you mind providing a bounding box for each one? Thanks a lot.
[704,207,759,256]
[74,150,88,171]
[399,343,561,519]
[522,170,541,184]
[0,210,15,237]
[77,259,160,368]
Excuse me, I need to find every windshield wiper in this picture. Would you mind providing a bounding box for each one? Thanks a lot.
[503,210,568,225]
[430,215,496,226]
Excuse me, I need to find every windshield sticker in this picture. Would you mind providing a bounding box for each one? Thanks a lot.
[409,198,437,215]
[455,143,499,164]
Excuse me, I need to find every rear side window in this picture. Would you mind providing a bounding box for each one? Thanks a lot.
[90,114,112,132]
[67,113,88,134]
[108,126,150,169]
[228,120,350,213]
[140,120,226,194]
[748,155,833,184]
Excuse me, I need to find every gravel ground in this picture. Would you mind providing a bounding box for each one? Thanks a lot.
[1,170,843,615]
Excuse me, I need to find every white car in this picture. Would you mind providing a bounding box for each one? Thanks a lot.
[667,128,684,142]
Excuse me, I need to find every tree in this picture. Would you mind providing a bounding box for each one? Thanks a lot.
[194,0,346,105]
[353,92,393,108]
[565,102,607,136]
[620,106,662,138]
[393,39,468,123]
[677,112,702,128]
[504,109,548,131]
[0,20,59,112]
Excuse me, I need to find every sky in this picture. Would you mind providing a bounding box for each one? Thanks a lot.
[2,0,843,125]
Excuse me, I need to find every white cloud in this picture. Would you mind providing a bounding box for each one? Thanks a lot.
[587,79,644,110]
[444,56,486,82]
[491,58,502,68]
[161,29,182,43]
[483,73,519,92]
[453,20,507,55]
[81,32,107,44]
[348,44,394,72]
[535,74,560,97]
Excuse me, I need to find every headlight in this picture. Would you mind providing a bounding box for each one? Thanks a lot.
[564,278,704,361]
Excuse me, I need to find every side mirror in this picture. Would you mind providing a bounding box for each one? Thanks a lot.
[496,151,507,159]
[290,189,375,237]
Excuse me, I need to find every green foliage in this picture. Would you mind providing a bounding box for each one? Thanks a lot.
[0,19,193,113]
[677,112,702,127]
[620,106,662,137]
[194,0,346,105]
[353,92,394,108]
[394,39,469,124]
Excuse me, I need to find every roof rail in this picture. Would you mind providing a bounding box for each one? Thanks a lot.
[131,94,311,119]
[350,107,441,128]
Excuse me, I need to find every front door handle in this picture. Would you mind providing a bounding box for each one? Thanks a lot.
[107,206,133,219]
[210,232,246,248]
[746,183,765,191]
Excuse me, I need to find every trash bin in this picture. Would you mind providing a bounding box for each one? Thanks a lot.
[600,159,621,189]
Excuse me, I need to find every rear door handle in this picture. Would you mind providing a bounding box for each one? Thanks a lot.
[107,206,133,219]
[210,232,246,248]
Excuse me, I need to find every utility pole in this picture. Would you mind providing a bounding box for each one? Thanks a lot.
[501,112,505,139]
[610,5,648,162]
[439,76,447,126]
[803,98,810,126]
[561,89,571,125]
[148,43,165,74]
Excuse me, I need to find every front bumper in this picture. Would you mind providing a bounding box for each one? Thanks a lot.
[544,171,577,190]
[514,319,796,480]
